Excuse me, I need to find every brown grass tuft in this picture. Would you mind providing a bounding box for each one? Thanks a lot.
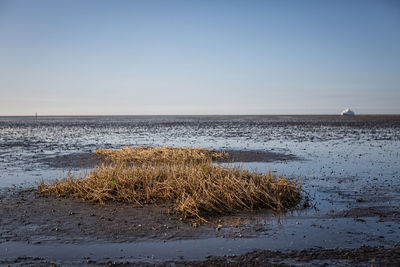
[95,146,228,164]
[38,146,301,223]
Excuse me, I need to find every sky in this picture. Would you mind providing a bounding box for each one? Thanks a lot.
[0,0,399,115]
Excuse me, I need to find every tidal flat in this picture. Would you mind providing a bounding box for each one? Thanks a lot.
[0,115,399,266]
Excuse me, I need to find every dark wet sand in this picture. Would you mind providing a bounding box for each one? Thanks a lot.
[179,246,400,267]
[1,149,400,266]
[5,247,399,266]
[38,149,298,169]
[2,189,399,266]
[0,189,220,244]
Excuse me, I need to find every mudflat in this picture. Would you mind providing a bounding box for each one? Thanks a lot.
[1,115,399,266]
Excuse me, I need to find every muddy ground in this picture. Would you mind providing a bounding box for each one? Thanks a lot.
[37,149,298,169]
[1,188,400,266]
[2,247,400,266]
[1,116,400,266]
[1,149,400,266]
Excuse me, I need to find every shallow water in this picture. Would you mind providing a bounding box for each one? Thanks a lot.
[1,115,399,186]
[0,216,397,262]
[1,115,399,264]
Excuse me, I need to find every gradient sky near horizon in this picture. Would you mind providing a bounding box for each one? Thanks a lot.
[0,0,399,115]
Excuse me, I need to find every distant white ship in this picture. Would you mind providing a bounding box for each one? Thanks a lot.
[341,108,355,116]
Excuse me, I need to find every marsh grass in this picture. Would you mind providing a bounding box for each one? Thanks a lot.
[95,146,228,163]
[38,146,301,223]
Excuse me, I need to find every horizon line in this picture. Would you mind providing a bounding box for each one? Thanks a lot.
[1,113,400,117]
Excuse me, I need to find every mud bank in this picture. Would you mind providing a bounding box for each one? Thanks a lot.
[180,246,400,267]
[2,243,400,266]
[37,149,298,169]
[1,186,400,266]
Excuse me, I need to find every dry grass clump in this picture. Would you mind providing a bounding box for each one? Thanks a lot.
[38,147,301,223]
[95,146,227,164]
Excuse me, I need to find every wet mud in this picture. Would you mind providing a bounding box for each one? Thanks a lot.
[0,189,223,244]
[180,246,400,267]
[1,115,400,266]
[38,149,297,169]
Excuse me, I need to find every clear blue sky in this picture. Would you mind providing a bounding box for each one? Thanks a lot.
[0,0,399,115]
